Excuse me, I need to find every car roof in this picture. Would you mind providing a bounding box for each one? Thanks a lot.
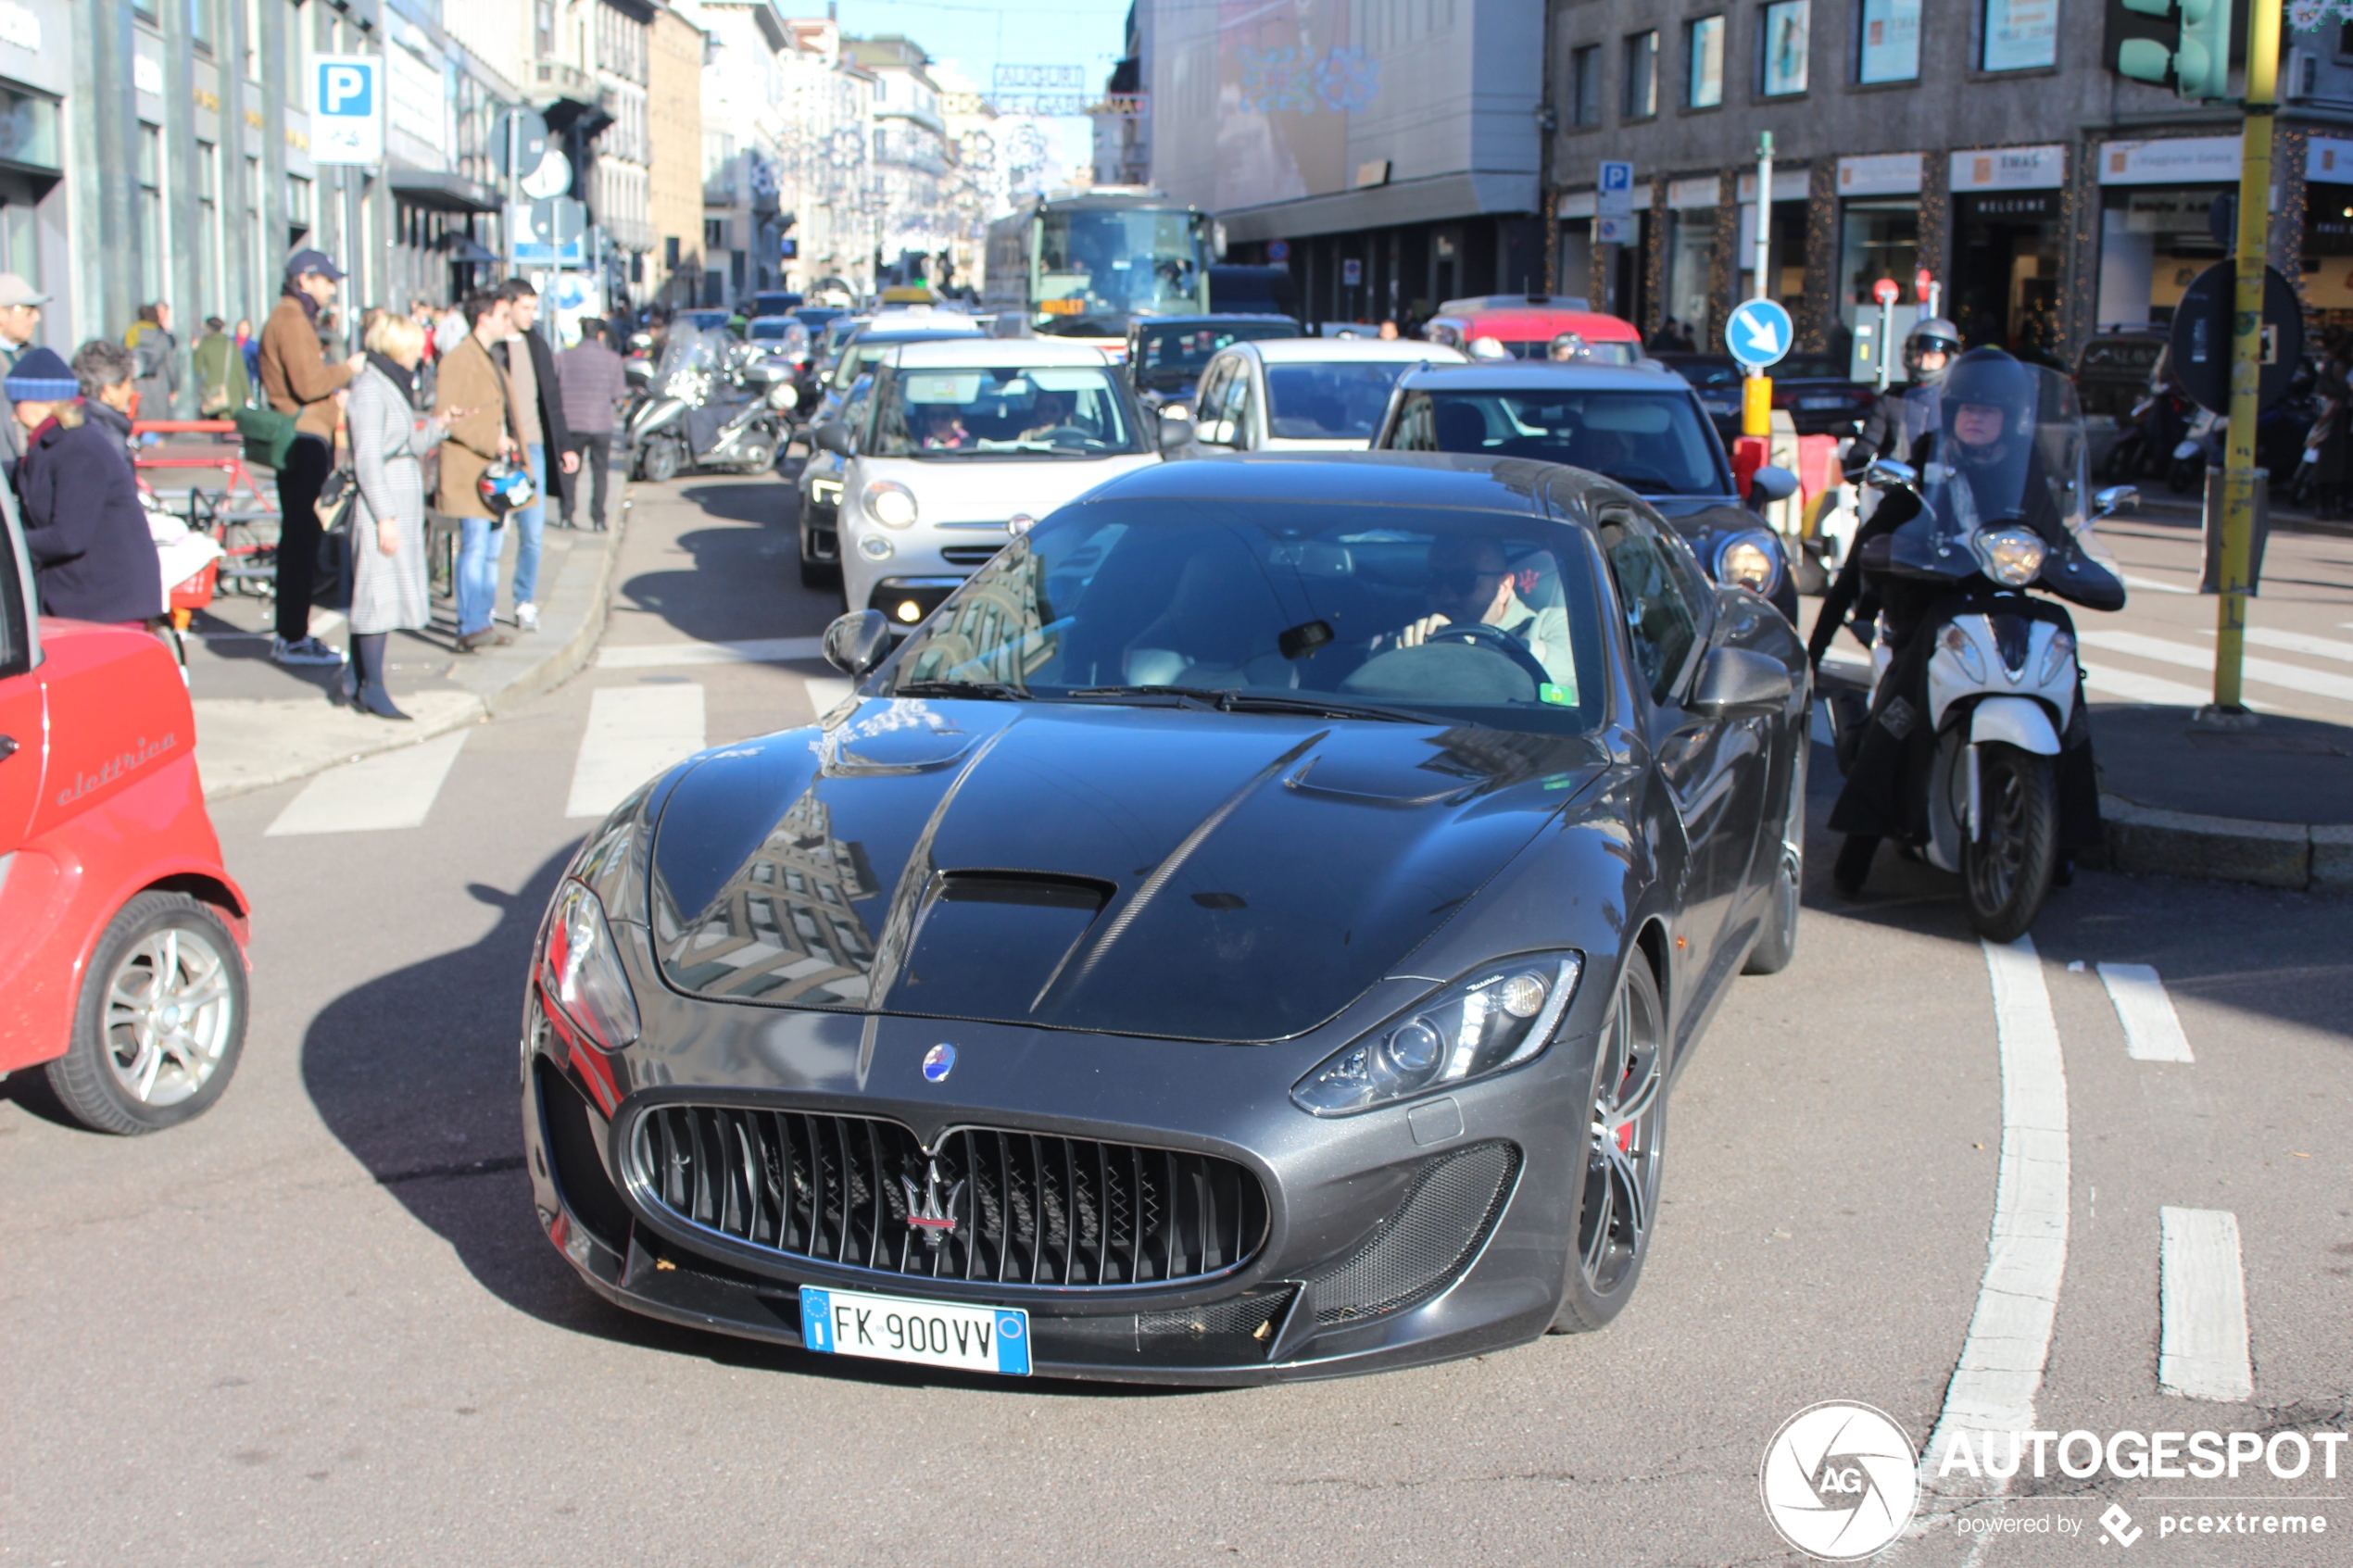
[1392,360,1695,393]
[1076,452,1569,516]
[888,336,1114,368]
[1132,314,1298,329]
[1239,338,1469,366]
[1430,308,1641,341]
[847,323,988,348]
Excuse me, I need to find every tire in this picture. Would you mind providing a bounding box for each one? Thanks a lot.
[1549,958,1667,1334]
[640,436,682,484]
[2166,457,2199,495]
[1964,744,2059,944]
[44,892,247,1135]
[1744,745,1806,975]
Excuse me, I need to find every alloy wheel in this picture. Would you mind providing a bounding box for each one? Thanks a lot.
[102,925,237,1107]
[1579,974,1665,1298]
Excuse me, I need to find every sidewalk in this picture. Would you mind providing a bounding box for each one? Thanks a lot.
[185,483,630,800]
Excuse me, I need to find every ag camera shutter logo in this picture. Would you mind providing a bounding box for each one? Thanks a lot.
[1758,1401,1920,1560]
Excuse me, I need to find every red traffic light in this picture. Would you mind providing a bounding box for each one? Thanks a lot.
[1873,278,1899,306]
[1915,268,1933,302]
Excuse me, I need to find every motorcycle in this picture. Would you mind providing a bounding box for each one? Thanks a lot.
[2165,391,2316,495]
[1822,354,2130,941]
[628,328,798,482]
[2102,384,2188,483]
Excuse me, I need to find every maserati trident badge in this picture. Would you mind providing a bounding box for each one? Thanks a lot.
[922,1042,956,1082]
[901,1159,965,1240]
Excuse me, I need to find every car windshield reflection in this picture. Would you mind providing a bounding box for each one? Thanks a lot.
[1390,389,1729,495]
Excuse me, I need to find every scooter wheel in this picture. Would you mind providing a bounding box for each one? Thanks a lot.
[640,437,682,484]
[1964,744,2059,943]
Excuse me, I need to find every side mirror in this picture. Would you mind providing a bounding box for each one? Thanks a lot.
[810,420,854,458]
[1687,646,1794,717]
[1747,464,1798,506]
[1201,418,1237,446]
[823,609,892,676]
[1864,458,1919,493]
[1156,407,1195,454]
[2092,484,2139,519]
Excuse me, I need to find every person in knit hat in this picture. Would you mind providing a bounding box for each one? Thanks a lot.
[7,345,162,625]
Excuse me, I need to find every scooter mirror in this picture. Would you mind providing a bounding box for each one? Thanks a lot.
[2092,484,2139,519]
[1863,458,1919,493]
[823,609,892,676]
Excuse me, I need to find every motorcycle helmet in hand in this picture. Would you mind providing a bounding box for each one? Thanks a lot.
[478,458,537,518]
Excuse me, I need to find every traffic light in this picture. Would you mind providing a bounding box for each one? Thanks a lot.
[2104,0,2235,101]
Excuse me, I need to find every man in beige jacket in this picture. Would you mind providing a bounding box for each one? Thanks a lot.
[257,248,366,664]
[434,290,518,650]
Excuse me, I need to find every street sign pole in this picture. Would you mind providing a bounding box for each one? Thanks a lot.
[1746,132,1774,439]
[2209,0,2279,721]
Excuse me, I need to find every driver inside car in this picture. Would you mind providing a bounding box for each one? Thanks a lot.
[915,403,971,450]
[1020,389,1076,442]
[1384,536,1575,679]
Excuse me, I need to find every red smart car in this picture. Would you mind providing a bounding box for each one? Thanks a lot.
[0,496,250,1133]
[1421,295,1643,363]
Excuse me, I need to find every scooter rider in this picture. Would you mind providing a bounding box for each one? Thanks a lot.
[1845,317,1962,477]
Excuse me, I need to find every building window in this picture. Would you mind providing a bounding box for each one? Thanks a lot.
[1623,31,1659,119]
[285,172,312,245]
[242,0,262,83]
[1760,1,1810,96]
[1688,16,1726,107]
[189,0,215,54]
[138,124,166,306]
[1857,0,1920,82]
[705,217,725,250]
[1982,0,2057,72]
[196,140,222,318]
[1569,44,1602,127]
[0,86,61,169]
[535,0,556,58]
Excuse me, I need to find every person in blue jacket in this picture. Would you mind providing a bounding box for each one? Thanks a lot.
[7,345,162,625]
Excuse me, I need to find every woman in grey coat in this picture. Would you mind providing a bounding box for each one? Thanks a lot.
[345,311,469,718]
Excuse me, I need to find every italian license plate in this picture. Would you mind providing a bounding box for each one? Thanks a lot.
[799,1286,1031,1376]
[1800,395,1850,409]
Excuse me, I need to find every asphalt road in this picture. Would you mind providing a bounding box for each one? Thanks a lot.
[4,474,2348,1567]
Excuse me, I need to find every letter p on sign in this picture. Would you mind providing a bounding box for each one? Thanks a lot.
[312,56,383,165]
[323,63,370,115]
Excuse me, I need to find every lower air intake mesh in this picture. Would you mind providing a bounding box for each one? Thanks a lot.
[1308,1140,1520,1325]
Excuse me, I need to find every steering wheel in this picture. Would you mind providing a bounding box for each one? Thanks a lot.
[1038,424,1094,445]
[1424,621,1555,690]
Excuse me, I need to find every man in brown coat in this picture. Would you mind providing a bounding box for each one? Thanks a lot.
[258,248,366,664]
[434,290,518,650]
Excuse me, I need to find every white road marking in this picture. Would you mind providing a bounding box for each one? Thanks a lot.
[2158,1207,2254,1402]
[2080,661,2215,707]
[264,730,470,837]
[2080,629,2353,703]
[596,636,824,670]
[2120,572,2195,596]
[567,684,707,819]
[2097,962,2195,1062]
[2211,626,2353,664]
[1920,937,2070,1500]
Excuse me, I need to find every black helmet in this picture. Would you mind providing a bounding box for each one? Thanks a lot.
[1904,317,1962,385]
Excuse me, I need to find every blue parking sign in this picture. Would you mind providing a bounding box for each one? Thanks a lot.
[1725,298,1793,370]
[313,56,383,165]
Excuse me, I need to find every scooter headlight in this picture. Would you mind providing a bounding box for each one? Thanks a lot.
[1714,531,1783,596]
[1939,622,1987,684]
[2038,629,2077,687]
[1971,526,2046,587]
[863,480,918,529]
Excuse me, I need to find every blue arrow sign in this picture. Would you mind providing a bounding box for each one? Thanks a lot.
[1725,298,1793,370]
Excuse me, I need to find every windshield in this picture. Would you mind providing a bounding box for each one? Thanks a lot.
[830,335,950,392]
[1894,358,2088,569]
[678,310,730,332]
[1388,389,1730,495]
[1480,335,1639,365]
[1038,208,1209,322]
[653,328,724,396]
[871,364,1142,458]
[1265,362,1416,443]
[883,499,1606,734]
[1133,320,1299,392]
[748,319,810,349]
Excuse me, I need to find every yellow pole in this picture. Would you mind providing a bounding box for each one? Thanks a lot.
[2213,0,2279,715]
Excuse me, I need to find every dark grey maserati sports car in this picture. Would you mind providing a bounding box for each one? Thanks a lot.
[523,454,1808,1384]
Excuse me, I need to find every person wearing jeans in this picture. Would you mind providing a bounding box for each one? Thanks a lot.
[491,278,575,632]
[433,289,516,653]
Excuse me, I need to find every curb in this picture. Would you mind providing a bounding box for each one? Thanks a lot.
[2093,792,2352,895]
[196,485,629,801]
[2122,495,2353,542]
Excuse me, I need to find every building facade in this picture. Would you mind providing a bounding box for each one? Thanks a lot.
[646,0,703,307]
[1543,1,2353,369]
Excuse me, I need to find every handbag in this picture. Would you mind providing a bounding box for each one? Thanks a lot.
[233,403,299,470]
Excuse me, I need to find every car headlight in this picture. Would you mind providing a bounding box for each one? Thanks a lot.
[1972,526,2046,587]
[863,480,918,529]
[537,881,640,1054]
[1714,531,1782,596]
[1292,955,1582,1116]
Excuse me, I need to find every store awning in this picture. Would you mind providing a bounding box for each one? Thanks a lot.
[432,232,500,266]
[390,168,501,215]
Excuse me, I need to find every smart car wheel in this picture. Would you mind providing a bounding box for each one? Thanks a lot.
[1549,958,1667,1334]
[46,892,247,1135]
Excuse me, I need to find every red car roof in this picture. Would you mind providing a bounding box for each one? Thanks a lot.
[1432,308,1640,343]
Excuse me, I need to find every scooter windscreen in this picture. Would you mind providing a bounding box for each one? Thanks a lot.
[652,327,725,398]
[1886,351,2121,608]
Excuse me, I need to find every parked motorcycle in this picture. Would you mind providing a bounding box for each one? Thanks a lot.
[2164,391,2315,495]
[1821,352,2129,941]
[628,328,798,482]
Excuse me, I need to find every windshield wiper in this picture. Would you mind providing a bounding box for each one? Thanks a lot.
[891,679,1032,701]
[1063,684,1225,709]
[1214,692,1442,725]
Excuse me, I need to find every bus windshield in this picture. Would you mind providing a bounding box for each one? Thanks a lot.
[1038,208,1208,327]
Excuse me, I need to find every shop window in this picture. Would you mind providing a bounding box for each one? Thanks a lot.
[1665,209,1717,346]
[1760,1,1810,96]
[1837,202,1919,337]
[1856,0,1920,83]
[1623,32,1659,119]
[1689,16,1726,107]
[1982,0,2057,73]
[1570,44,1603,127]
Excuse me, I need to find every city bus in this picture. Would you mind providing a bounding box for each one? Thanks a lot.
[983,188,1214,345]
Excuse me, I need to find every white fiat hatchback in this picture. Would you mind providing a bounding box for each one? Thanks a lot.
[816,337,1175,625]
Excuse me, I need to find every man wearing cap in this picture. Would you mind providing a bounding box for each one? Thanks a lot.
[0,271,50,472]
[6,345,163,626]
[258,247,367,666]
